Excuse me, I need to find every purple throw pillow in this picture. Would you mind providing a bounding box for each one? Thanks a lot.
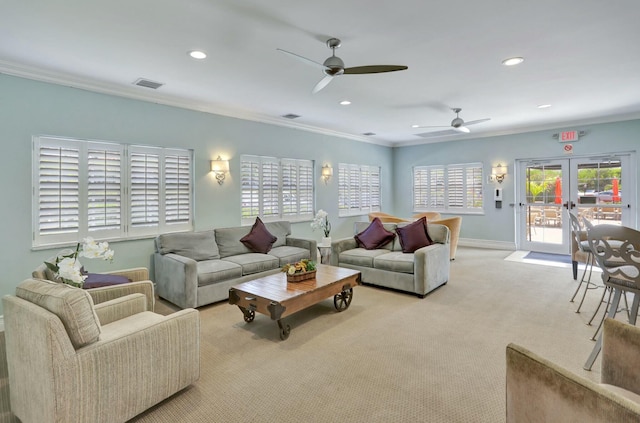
[396,217,433,253]
[355,217,396,250]
[240,217,278,254]
[83,273,131,289]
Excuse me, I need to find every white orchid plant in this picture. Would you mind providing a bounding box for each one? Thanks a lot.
[310,209,331,237]
[45,237,114,288]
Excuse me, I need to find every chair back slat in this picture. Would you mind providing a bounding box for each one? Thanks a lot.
[586,224,640,291]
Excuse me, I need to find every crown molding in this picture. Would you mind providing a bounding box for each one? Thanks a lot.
[0,60,393,147]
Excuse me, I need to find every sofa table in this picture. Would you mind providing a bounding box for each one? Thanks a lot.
[228,264,361,340]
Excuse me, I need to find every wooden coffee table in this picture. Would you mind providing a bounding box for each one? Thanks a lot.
[228,264,361,340]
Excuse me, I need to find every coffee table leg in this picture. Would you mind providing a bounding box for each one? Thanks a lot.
[238,306,255,323]
[334,288,353,311]
[277,319,291,340]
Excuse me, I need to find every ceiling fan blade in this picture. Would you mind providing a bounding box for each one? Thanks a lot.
[312,75,334,94]
[453,126,471,133]
[463,118,491,126]
[412,125,451,129]
[343,65,408,74]
[277,48,328,71]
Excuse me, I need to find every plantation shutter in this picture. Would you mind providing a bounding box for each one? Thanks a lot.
[35,139,81,244]
[165,150,191,226]
[338,163,382,217]
[369,166,381,212]
[262,158,280,220]
[413,163,483,213]
[129,147,160,233]
[281,159,298,216]
[86,142,123,237]
[241,156,261,221]
[297,161,314,219]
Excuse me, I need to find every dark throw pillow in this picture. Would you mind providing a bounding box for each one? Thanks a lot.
[354,217,396,250]
[83,273,132,289]
[396,217,433,253]
[240,217,278,254]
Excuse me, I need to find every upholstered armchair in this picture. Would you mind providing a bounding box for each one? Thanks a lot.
[412,212,442,221]
[367,212,410,223]
[3,278,200,423]
[431,216,462,260]
[32,252,155,311]
[506,318,640,422]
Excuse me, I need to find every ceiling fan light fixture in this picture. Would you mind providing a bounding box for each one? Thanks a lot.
[502,56,524,66]
[188,50,207,60]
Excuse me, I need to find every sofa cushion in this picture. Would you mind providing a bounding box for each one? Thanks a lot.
[264,221,291,248]
[240,217,277,254]
[374,252,415,274]
[196,260,243,287]
[339,248,390,268]
[16,279,101,349]
[157,230,220,261]
[268,245,311,266]
[396,217,433,253]
[223,254,280,275]
[215,227,254,258]
[355,217,396,250]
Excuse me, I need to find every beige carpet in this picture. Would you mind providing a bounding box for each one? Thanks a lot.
[1,247,609,422]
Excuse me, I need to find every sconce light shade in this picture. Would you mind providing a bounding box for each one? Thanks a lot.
[321,164,333,184]
[492,163,507,183]
[211,156,230,185]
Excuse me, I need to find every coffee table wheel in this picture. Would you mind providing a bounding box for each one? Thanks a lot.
[277,320,290,340]
[334,288,353,312]
[239,306,255,323]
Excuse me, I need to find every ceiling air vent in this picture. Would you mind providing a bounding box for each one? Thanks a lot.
[281,113,301,119]
[133,78,164,89]
[363,132,376,136]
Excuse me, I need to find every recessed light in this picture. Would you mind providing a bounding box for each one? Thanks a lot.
[502,56,524,66]
[537,104,552,109]
[339,100,351,105]
[189,50,207,60]
[411,124,420,128]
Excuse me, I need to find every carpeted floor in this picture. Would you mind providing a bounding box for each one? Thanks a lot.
[0,247,611,422]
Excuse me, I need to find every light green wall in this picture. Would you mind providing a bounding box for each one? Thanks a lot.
[392,120,639,242]
[0,74,391,313]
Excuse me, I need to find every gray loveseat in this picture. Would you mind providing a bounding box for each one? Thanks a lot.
[330,221,450,297]
[154,221,317,308]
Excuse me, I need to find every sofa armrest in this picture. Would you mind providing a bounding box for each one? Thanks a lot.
[94,293,148,325]
[330,237,358,266]
[602,318,640,395]
[153,253,198,309]
[413,243,449,293]
[506,342,640,422]
[286,237,318,262]
[87,280,155,312]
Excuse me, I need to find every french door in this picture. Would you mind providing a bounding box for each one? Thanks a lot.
[516,154,635,254]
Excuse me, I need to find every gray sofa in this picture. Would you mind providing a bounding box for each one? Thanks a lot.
[330,221,450,297]
[153,221,317,308]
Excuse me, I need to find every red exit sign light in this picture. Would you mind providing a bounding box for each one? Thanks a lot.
[559,130,579,142]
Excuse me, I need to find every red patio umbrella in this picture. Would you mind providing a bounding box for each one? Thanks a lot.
[554,177,562,204]
[612,178,620,202]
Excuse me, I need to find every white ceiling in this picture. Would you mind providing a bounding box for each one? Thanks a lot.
[2,0,640,146]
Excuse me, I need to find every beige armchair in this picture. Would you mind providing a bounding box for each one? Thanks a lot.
[32,252,155,311]
[367,212,410,223]
[3,278,200,423]
[431,216,462,260]
[506,318,640,422]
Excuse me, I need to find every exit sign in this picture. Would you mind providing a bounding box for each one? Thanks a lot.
[558,130,579,142]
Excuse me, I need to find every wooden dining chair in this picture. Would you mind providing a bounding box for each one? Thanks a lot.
[583,224,640,370]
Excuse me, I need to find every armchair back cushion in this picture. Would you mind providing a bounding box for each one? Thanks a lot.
[16,279,101,349]
[157,230,220,261]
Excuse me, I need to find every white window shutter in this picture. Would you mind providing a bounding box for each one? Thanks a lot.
[165,151,192,226]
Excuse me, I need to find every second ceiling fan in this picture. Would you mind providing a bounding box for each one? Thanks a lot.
[413,108,491,134]
[277,38,408,93]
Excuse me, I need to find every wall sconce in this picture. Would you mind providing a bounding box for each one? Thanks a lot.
[210,156,230,185]
[321,164,333,184]
[492,163,507,183]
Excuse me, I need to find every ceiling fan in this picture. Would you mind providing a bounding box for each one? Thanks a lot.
[277,38,408,93]
[413,108,491,134]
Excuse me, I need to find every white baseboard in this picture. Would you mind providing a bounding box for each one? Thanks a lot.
[458,237,516,251]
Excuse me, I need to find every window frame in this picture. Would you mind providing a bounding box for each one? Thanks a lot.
[32,135,193,248]
[413,162,484,214]
[338,163,382,217]
[240,154,315,225]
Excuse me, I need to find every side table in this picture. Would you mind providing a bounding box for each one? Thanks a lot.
[318,246,332,264]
